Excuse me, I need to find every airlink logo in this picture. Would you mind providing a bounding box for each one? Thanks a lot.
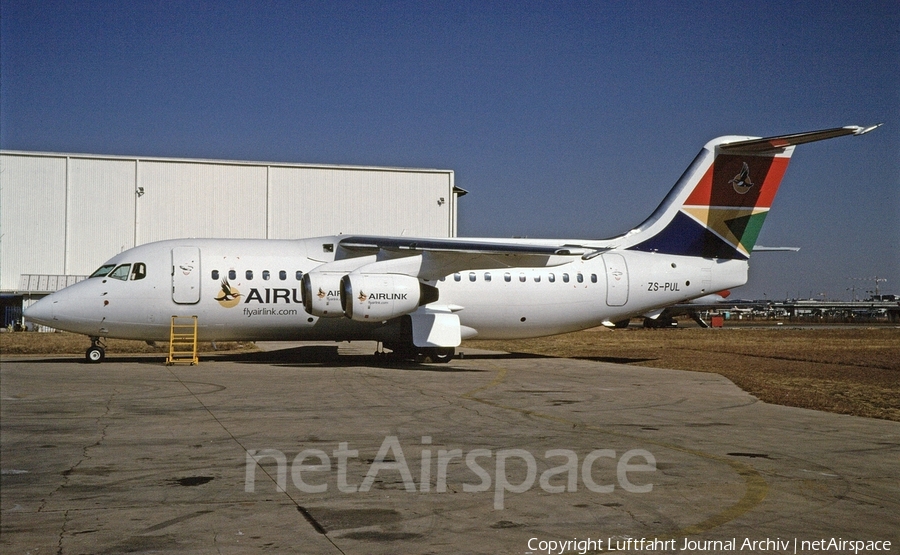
[215,278,302,308]
[214,279,242,308]
[317,288,340,300]
[363,292,409,302]
[244,288,304,304]
[729,161,755,194]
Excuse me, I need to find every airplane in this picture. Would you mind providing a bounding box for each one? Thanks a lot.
[24,125,880,363]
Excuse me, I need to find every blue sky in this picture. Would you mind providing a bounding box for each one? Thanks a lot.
[2,1,897,300]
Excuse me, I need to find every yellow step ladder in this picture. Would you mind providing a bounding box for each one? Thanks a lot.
[167,316,199,365]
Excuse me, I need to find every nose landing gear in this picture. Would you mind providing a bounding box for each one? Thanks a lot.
[86,337,106,363]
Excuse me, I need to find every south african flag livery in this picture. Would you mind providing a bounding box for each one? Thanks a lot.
[630,152,790,259]
[625,126,878,260]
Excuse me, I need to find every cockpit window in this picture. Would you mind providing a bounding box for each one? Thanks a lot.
[108,264,132,281]
[131,263,147,281]
[90,264,117,278]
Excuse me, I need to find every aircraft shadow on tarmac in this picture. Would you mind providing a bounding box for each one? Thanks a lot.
[571,355,660,365]
[216,346,488,372]
[458,351,660,366]
[9,355,170,365]
[213,347,622,371]
[6,349,657,369]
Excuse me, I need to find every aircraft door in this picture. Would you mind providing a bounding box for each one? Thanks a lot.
[603,253,629,306]
[172,247,201,304]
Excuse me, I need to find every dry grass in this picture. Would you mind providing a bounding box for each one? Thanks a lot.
[464,325,900,421]
[0,331,254,356]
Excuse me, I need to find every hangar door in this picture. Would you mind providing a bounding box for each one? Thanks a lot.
[602,253,629,306]
[172,247,201,304]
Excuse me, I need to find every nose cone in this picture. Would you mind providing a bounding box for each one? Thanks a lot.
[24,282,100,334]
[23,279,115,336]
[24,295,56,326]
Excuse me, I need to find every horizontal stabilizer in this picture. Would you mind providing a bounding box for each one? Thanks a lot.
[752,246,800,252]
[720,125,881,153]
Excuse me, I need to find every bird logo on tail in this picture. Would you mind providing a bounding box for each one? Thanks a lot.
[729,162,754,194]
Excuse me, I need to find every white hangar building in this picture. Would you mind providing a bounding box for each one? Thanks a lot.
[0,151,462,327]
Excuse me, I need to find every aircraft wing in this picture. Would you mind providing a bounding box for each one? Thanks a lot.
[338,235,597,256]
[334,235,608,281]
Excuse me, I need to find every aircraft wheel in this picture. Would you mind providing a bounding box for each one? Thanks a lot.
[85,346,105,363]
[426,347,455,363]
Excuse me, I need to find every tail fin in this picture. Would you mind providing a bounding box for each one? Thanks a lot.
[621,125,879,260]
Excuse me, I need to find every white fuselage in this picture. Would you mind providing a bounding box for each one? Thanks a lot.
[27,236,749,343]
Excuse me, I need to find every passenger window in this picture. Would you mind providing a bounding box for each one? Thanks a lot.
[563,273,570,283]
[454,273,461,282]
[263,270,271,281]
[131,263,146,281]
[323,244,334,253]
[469,272,476,282]
[504,272,511,282]
[534,275,541,283]
[212,270,220,280]
[296,270,303,281]
[484,272,492,282]
[109,264,131,281]
[577,273,584,283]
[228,270,236,280]
[519,274,526,282]
[548,273,556,283]
[246,270,254,280]
[591,274,598,283]
[90,264,116,278]
[279,270,287,281]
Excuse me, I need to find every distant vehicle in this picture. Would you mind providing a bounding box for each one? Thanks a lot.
[637,290,734,328]
[25,126,879,362]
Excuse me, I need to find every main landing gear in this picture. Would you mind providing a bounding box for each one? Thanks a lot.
[85,337,106,363]
[379,342,455,363]
[423,347,455,363]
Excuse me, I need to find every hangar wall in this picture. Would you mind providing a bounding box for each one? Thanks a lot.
[0,151,458,294]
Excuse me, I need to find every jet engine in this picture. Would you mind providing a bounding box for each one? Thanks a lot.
[340,273,439,322]
[301,272,346,317]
